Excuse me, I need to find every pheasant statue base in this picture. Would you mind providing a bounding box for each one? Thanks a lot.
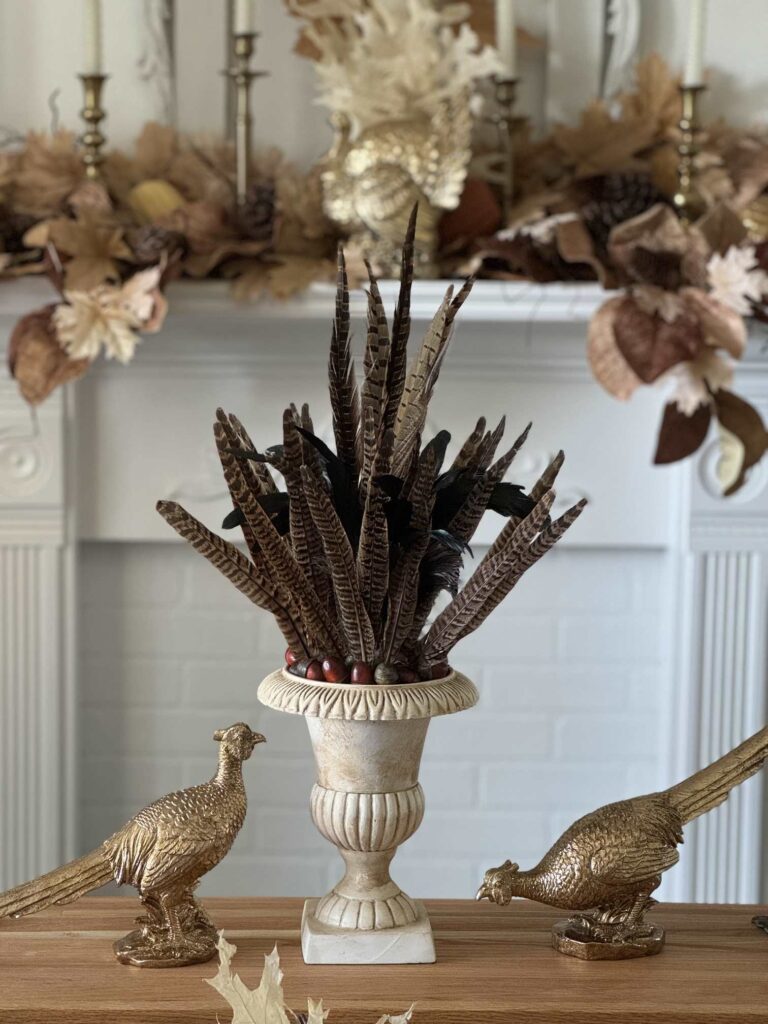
[551,916,665,961]
[113,895,219,968]
[0,723,265,968]
[478,725,768,960]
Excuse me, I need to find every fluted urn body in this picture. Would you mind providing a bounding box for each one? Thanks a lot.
[258,667,478,964]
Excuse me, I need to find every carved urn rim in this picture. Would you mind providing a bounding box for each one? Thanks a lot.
[257,667,479,722]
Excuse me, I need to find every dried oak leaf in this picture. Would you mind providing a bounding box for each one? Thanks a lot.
[11,131,85,217]
[587,296,642,400]
[267,255,334,299]
[654,401,712,464]
[613,296,703,384]
[8,304,90,405]
[24,210,133,290]
[552,101,655,178]
[680,287,747,357]
[161,201,268,277]
[695,202,748,255]
[620,52,681,135]
[712,389,768,494]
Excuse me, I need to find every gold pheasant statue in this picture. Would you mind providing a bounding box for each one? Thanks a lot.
[0,723,265,967]
[478,725,768,960]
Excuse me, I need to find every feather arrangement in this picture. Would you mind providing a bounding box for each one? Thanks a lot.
[157,211,585,684]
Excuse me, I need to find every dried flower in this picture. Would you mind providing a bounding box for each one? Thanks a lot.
[53,266,166,365]
[706,244,768,315]
[666,348,733,415]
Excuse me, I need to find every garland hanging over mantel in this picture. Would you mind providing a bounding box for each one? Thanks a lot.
[1,52,767,492]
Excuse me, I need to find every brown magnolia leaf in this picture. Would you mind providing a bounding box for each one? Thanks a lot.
[680,287,747,357]
[695,202,748,255]
[8,304,90,405]
[727,140,768,208]
[717,424,746,493]
[654,401,712,464]
[555,218,611,285]
[628,247,684,290]
[614,297,703,383]
[712,389,768,493]
[587,296,641,400]
[620,53,681,135]
[552,101,655,178]
[608,203,689,273]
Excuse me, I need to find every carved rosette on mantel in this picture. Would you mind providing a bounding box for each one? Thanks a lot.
[258,667,478,964]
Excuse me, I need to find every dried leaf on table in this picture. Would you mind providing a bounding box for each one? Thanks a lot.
[205,934,292,1024]
[653,401,712,464]
[587,296,642,400]
[613,298,703,383]
[552,101,655,178]
[8,304,90,405]
[619,52,681,135]
[712,389,768,494]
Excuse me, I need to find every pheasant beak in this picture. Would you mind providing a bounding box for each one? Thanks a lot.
[252,733,267,745]
[476,883,491,901]
[213,729,224,742]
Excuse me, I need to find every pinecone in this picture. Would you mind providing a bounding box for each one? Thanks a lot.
[579,173,668,253]
[0,205,36,254]
[238,181,276,242]
[126,225,188,266]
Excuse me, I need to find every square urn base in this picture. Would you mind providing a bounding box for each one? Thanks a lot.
[301,898,437,965]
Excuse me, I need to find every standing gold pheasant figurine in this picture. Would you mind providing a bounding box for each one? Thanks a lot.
[478,725,768,960]
[0,723,265,967]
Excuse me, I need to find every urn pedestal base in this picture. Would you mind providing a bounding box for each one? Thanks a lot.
[301,898,436,964]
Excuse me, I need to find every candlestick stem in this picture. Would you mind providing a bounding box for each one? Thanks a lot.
[672,84,707,225]
[78,73,108,180]
[226,33,266,207]
[491,76,522,224]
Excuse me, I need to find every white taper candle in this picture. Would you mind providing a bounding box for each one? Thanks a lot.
[683,0,707,86]
[495,0,517,78]
[84,0,103,74]
[234,0,258,34]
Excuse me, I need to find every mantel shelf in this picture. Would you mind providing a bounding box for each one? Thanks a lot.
[0,277,609,324]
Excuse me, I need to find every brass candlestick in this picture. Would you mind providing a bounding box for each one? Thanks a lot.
[226,33,267,207]
[672,83,707,225]
[490,76,524,225]
[78,73,108,180]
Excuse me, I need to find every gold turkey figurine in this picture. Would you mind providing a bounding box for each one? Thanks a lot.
[478,725,768,960]
[0,723,265,967]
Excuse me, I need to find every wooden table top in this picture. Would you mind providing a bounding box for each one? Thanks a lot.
[1,897,767,1023]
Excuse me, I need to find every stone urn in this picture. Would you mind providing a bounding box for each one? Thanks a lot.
[258,667,478,964]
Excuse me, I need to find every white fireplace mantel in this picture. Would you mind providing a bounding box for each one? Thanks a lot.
[0,277,766,904]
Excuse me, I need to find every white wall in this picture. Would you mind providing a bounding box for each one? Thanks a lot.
[78,542,670,899]
[0,1,765,168]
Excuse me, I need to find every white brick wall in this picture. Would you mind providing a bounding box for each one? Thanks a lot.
[78,542,671,900]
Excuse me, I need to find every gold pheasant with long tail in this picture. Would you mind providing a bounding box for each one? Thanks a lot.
[478,726,768,959]
[0,723,265,967]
